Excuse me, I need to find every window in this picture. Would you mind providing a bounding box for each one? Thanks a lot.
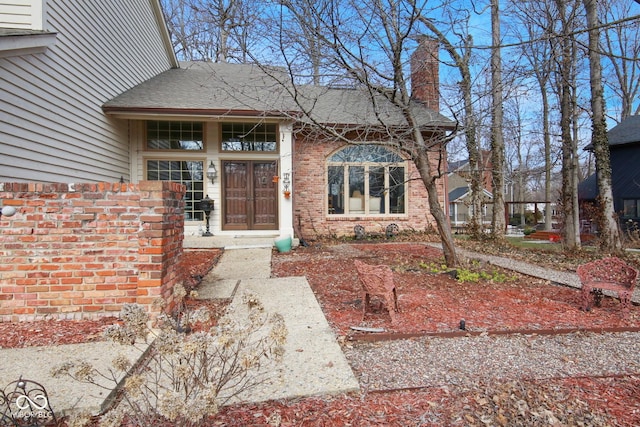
[146,160,204,221]
[327,145,406,215]
[146,121,203,150]
[622,199,640,218]
[221,122,277,151]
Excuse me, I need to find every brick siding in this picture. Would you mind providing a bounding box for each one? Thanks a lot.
[0,181,185,322]
[292,138,446,239]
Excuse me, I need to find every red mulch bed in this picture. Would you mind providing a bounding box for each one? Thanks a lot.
[271,242,640,336]
[4,242,640,425]
[0,249,222,349]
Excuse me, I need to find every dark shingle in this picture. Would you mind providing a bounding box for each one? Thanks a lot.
[608,115,640,146]
[104,61,454,128]
[449,186,470,201]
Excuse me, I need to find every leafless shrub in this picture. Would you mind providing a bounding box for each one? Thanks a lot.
[52,287,287,427]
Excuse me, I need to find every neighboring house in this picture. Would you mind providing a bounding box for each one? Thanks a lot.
[579,115,640,230]
[447,151,493,227]
[1,2,454,240]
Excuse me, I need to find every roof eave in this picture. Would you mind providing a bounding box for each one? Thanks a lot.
[102,106,299,120]
[0,31,57,58]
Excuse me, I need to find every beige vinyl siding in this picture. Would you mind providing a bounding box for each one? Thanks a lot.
[0,0,43,30]
[0,0,174,183]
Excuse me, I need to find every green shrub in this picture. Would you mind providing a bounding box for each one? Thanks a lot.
[456,268,481,283]
[420,259,517,284]
[419,261,449,273]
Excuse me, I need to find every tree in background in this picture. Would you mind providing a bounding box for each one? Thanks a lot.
[584,0,623,252]
[600,0,640,120]
[265,0,461,266]
[553,0,583,250]
[420,11,485,239]
[490,0,506,237]
[161,0,260,62]
[508,0,557,232]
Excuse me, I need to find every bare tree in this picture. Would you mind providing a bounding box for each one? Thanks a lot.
[600,0,640,120]
[553,0,583,250]
[508,0,558,231]
[273,0,334,84]
[503,90,546,226]
[161,0,203,60]
[419,13,485,238]
[490,0,507,236]
[161,0,260,62]
[260,0,461,266]
[583,0,623,252]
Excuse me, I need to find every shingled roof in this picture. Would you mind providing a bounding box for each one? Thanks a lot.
[607,115,640,146]
[103,61,454,129]
[584,115,640,150]
[103,61,297,116]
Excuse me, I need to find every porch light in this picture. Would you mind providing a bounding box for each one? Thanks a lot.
[282,172,291,195]
[207,161,217,184]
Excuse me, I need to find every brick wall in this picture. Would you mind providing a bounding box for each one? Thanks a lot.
[293,138,446,239]
[0,181,185,322]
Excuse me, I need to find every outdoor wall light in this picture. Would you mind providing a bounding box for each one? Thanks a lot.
[282,172,291,198]
[207,161,217,184]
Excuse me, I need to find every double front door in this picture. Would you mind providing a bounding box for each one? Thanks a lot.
[222,161,278,230]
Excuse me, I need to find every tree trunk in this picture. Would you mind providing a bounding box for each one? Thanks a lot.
[418,20,483,238]
[583,0,623,252]
[461,57,483,238]
[490,0,506,237]
[542,88,553,231]
[555,0,580,250]
[413,142,461,267]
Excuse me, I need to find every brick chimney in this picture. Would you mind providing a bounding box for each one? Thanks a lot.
[410,36,440,111]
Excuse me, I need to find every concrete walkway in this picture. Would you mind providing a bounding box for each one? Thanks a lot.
[194,248,360,403]
[0,340,148,417]
[4,239,632,420]
[0,244,359,419]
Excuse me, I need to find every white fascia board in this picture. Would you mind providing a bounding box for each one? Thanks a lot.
[0,32,57,58]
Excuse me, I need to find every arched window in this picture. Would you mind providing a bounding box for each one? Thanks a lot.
[327,145,407,215]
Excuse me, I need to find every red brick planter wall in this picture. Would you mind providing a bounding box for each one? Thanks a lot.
[0,181,185,322]
[292,138,446,238]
